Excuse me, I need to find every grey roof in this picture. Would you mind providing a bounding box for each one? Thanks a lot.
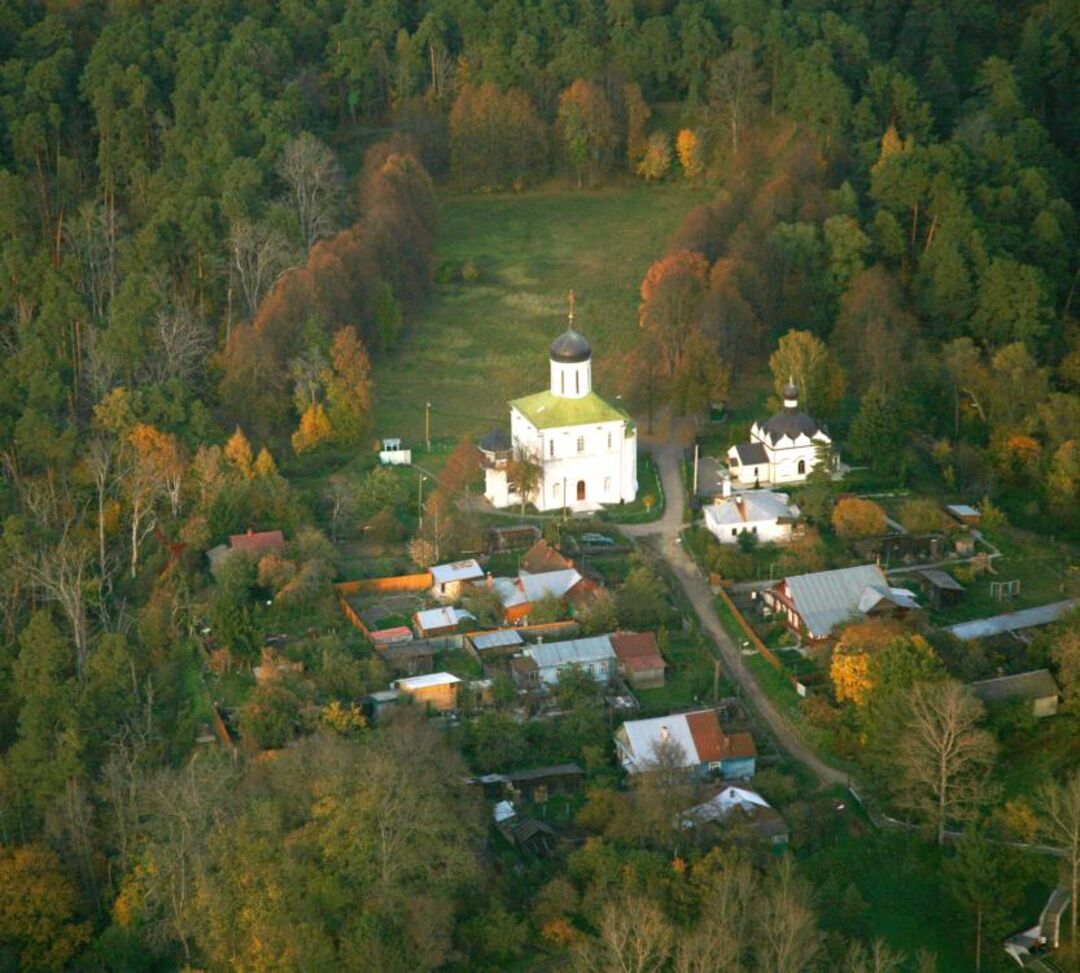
[731,441,769,465]
[430,559,485,585]
[479,427,511,452]
[918,568,965,592]
[970,669,1060,703]
[470,629,525,651]
[944,600,1078,641]
[705,490,798,528]
[524,635,615,671]
[549,328,592,363]
[519,568,582,602]
[946,504,980,518]
[506,763,585,783]
[758,407,824,445]
[782,564,891,639]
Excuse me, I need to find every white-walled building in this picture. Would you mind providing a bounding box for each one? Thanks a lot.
[704,478,800,545]
[483,304,637,512]
[727,381,832,487]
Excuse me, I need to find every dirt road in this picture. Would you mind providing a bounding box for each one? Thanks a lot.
[625,414,846,788]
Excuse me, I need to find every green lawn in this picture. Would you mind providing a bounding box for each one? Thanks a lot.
[927,526,1080,627]
[371,183,709,443]
[601,454,664,524]
[635,633,725,715]
[799,826,1054,972]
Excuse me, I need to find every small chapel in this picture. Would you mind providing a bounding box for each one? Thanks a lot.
[481,295,637,513]
[727,380,833,487]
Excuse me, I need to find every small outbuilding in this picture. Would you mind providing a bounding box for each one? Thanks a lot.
[680,785,789,846]
[916,568,966,610]
[610,632,668,690]
[465,628,525,664]
[970,669,1060,718]
[380,640,436,676]
[393,671,462,711]
[414,606,474,639]
[430,559,485,600]
[946,503,981,527]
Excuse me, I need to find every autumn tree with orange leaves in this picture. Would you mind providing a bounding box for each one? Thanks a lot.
[638,250,710,376]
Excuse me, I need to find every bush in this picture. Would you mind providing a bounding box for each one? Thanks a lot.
[461,258,480,281]
[832,497,887,538]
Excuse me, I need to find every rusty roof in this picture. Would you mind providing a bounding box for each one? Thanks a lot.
[685,710,726,763]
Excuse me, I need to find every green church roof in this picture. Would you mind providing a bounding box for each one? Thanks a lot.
[510,390,631,430]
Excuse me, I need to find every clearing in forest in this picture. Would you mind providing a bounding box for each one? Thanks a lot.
[371,182,708,443]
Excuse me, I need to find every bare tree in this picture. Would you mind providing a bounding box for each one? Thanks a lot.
[574,893,673,973]
[85,437,114,583]
[24,528,92,680]
[64,200,118,320]
[277,132,344,250]
[1038,770,1080,945]
[709,45,763,153]
[756,856,821,973]
[229,218,293,318]
[894,680,997,845]
[322,474,357,544]
[844,939,906,973]
[674,860,757,972]
[147,306,213,385]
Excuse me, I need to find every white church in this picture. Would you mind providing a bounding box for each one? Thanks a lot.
[727,381,833,487]
[482,299,637,513]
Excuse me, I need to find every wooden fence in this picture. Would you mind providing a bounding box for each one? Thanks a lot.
[335,573,432,596]
[715,586,785,672]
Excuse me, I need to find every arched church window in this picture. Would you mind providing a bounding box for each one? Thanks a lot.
[561,372,565,395]
[575,371,580,394]
[604,476,611,494]
[798,459,806,475]
[607,432,612,449]
[577,436,585,453]
[549,440,555,458]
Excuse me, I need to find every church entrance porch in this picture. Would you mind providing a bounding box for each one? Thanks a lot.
[576,480,586,502]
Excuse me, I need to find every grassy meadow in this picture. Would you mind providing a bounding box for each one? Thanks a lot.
[371,181,710,442]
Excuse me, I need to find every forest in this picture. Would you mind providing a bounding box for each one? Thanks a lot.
[0,0,1078,969]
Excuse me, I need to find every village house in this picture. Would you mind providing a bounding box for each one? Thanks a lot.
[464,628,525,665]
[615,710,757,780]
[483,297,637,512]
[764,563,920,641]
[520,537,575,574]
[393,671,461,712]
[727,381,833,487]
[207,528,286,572]
[703,478,800,546]
[430,559,485,600]
[680,785,789,846]
[413,606,474,639]
[970,669,1060,718]
[492,567,596,624]
[520,635,617,687]
[379,640,436,677]
[610,631,667,690]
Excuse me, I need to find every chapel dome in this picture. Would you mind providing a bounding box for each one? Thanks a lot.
[760,407,823,444]
[549,328,592,363]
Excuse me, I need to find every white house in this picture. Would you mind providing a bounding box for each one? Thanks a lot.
[483,302,637,512]
[522,635,617,686]
[703,478,799,545]
[727,381,833,487]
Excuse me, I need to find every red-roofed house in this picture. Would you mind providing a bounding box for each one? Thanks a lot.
[615,709,757,780]
[230,529,286,557]
[610,632,667,689]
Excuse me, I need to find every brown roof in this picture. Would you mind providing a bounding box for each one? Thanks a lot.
[720,731,758,760]
[611,633,668,673]
[230,529,285,556]
[685,710,726,763]
[610,631,660,660]
[521,539,574,575]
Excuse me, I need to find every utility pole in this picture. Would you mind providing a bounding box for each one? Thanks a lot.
[425,401,431,453]
[418,474,425,530]
[692,441,699,497]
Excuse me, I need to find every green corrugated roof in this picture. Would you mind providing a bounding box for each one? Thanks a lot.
[510,390,631,430]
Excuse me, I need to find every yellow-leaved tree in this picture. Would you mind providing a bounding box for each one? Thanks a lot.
[676,129,704,179]
[292,402,333,454]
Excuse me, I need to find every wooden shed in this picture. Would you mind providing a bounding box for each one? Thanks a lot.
[970,670,1060,718]
[916,568,966,609]
[394,672,461,712]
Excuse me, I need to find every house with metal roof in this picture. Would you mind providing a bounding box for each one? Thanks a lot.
[610,631,667,689]
[430,559,485,599]
[491,567,594,624]
[679,785,789,845]
[523,635,616,686]
[704,479,800,546]
[465,628,525,662]
[413,606,474,638]
[726,381,834,487]
[763,563,920,640]
[393,671,462,711]
[615,710,757,779]
[970,669,1060,718]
